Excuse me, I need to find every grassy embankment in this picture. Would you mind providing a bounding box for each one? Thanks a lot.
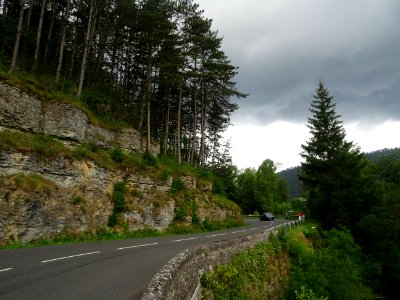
[201,222,374,300]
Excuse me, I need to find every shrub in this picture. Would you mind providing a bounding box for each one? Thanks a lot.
[170,178,186,193]
[109,147,124,162]
[108,181,127,227]
[173,206,187,222]
[142,150,158,166]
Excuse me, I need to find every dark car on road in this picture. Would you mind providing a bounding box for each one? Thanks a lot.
[260,212,274,221]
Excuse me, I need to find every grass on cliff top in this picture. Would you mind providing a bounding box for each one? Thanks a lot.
[0,129,215,183]
[0,68,127,131]
[0,217,244,250]
[0,129,69,159]
[0,130,238,211]
[0,173,56,193]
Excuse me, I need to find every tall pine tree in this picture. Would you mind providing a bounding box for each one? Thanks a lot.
[300,81,374,229]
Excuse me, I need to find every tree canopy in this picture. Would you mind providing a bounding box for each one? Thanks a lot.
[0,0,246,167]
[299,81,375,230]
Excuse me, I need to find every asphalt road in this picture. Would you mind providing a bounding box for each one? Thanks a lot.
[0,219,288,300]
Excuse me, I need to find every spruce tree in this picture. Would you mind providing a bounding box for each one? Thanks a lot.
[300,81,373,229]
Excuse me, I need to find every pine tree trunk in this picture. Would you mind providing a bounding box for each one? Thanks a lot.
[25,0,32,26]
[9,0,25,73]
[211,132,217,167]
[32,0,46,74]
[163,88,171,156]
[44,1,56,60]
[77,1,96,97]
[56,0,70,82]
[177,85,182,164]
[147,89,151,152]
[68,32,76,80]
[200,83,207,167]
[145,63,152,152]
[189,82,197,165]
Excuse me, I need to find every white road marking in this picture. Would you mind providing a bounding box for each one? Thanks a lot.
[232,230,247,234]
[41,251,100,263]
[172,237,198,243]
[0,268,13,273]
[117,243,158,250]
[206,233,227,238]
[250,227,260,231]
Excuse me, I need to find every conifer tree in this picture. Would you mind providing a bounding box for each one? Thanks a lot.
[300,81,372,229]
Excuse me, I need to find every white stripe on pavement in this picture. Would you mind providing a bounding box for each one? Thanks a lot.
[0,268,13,273]
[41,251,100,263]
[206,233,227,238]
[117,243,158,250]
[232,230,247,234]
[172,237,198,243]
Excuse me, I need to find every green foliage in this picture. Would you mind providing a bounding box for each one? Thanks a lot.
[201,231,290,299]
[173,205,187,222]
[72,195,85,205]
[191,201,201,225]
[112,181,128,212]
[236,159,290,215]
[109,147,124,162]
[170,178,186,193]
[142,151,158,166]
[212,194,242,213]
[300,82,375,230]
[295,286,328,300]
[354,149,400,298]
[202,224,374,300]
[108,181,127,227]
[286,226,374,300]
[70,142,115,170]
[0,173,55,194]
[0,129,67,159]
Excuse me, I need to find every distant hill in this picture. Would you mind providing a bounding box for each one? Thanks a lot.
[279,148,400,198]
[364,148,400,161]
[278,166,302,198]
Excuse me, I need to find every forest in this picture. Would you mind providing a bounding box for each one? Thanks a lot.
[0,0,246,167]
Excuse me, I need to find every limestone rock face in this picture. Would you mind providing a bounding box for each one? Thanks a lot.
[0,150,237,244]
[43,103,89,142]
[0,81,159,155]
[0,82,41,132]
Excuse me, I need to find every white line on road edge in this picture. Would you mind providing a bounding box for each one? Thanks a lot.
[206,233,227,238]
[41,251,100,263]
[0,268,13,273]
[231,230,247,234]
[172,237,198,243]
[117,243,159,250]
[250,227,260,231]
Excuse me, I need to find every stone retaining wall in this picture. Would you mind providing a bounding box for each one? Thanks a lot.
[142,222,299,300]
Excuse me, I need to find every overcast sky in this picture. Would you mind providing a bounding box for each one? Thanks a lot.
[196,0,400,170]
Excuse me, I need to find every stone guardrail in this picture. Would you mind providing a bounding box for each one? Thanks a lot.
[141,220,302,300]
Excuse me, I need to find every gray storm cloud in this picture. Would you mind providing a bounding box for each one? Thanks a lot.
[198,0,400,125]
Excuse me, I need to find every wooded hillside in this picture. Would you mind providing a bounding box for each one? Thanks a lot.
[0,0,246,167]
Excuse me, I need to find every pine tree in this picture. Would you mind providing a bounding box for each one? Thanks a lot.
[300,81,373,229]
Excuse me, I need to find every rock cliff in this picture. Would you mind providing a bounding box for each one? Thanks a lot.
[0,81,159,154]
[0,81,241,245]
